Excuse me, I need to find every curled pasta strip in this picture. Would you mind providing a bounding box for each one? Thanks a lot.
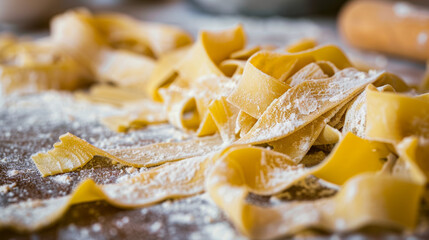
[93,13,192,58]
[227,45,352,119]
[343,84,394,138]
[51,9,191,90]
[32,133,125,177]
[285,38,317,53]
[1,155,210,232]
[207,136,422,239]
[175,25,245,84]
[32,133,222,176]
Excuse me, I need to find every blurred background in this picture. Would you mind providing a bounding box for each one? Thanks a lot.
[0,0,428,83]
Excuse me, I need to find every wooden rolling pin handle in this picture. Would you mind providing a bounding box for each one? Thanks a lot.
[339,0,429,61]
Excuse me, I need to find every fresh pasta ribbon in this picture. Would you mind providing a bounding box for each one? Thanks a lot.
[106,135,223,167]
[219,59,247,76]
[1,155,210,232]
[230,45,276,60]
[227,52,298,119]
[285,38,317,53]
[162,85,201,130]
[211,173,422,239]
[193,75,239,126]
[219,44,277,76]
[366,89,429,144]
[196,112,219,137]
[53,12,156,89]
[393,136,429,203]
[93,13,192,58]
[206,139,422,239]
[394,137,428,185]
[0,38,89,96]
[237,69,384,145]
[313,125,341,145]
[51,9,106,76]
[94,49,156,89]
[145,26,244,133]
[206,146,310,196]
[207,97,240,143]
[175,25,245,84]
[75,84,148,107]
[235,110,257,138]
[101,112,167,133]
[343,84,394,138]
[205,146,311,235]
[100,99,168,132]
[312,132,389,185]
[32,133,222,176]
[32,133,125,177]
[146,46,190,101]
[227,45,352,119]
[162,74,238,133]
[371,72,410,92]
[51,9,191,90]
[288,62,328,86]
[268,102,346,163]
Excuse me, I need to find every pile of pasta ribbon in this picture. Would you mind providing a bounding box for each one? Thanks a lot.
[2,9,429,239]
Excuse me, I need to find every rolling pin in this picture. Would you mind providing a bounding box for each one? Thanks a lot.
[339,0,429,61]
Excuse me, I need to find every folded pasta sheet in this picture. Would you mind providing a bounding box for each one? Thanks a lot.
[227,45,351,118]
[237,69,384,145]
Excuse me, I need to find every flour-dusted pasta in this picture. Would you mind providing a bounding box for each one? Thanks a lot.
[1,8,429,240]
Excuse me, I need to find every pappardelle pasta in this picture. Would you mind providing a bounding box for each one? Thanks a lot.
[1,9,429,240]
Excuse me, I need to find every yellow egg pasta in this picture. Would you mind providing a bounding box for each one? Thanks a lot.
[32,133,125,177]
[0,38,89,96]
[366,90,429,144]
[32,133,222,176]
[207,145,422,239]
[237,69,384,145]
[3,11,429,239]
[2,154,211,232]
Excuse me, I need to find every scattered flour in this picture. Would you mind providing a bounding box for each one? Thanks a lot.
[7,170,19,177]
[149,221,163,233]
[91,223,102,232]
[52,174,72,185]
[0,182,17,194]
[115,216,130,228]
